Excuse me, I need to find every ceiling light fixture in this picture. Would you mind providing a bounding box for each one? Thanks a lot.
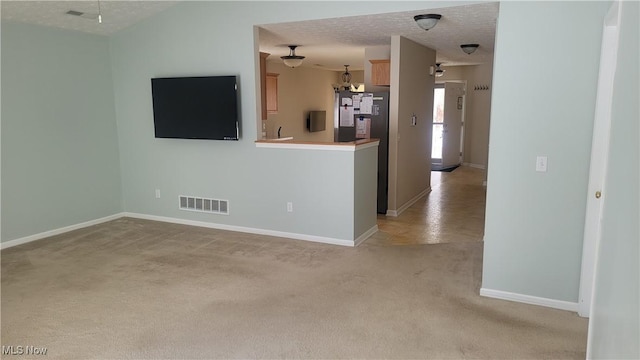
[281,45,305,68]
[341,65,352,90]
[414,14,442,31]
[460,44,479,54]
[435,63,445,77]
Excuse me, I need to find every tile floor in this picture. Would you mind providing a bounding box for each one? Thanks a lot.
[370,166,487,245]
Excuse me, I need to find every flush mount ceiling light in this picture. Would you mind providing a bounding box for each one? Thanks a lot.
[460,44,479,54]
[281,45,305,68]
[435,63,445,77]
[414,14,442,31]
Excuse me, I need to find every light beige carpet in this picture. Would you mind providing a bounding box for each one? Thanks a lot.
[1,218,587,359]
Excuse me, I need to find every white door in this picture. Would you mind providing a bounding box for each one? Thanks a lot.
[579,0,621,320]
[441,82,465,169]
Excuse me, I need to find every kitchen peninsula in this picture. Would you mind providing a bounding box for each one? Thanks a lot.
[254,138,380,246]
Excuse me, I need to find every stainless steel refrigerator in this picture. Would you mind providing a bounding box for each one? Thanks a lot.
[334,91,389,214]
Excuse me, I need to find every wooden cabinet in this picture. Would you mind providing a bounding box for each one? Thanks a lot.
[259,52,269,120]
[266,73,278,114]
[369,59,390,86]
[259,53,279,116]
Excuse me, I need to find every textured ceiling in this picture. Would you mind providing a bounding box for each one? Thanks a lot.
[1,1,498,70]
[260,2,499,71]
[0,1,178,36]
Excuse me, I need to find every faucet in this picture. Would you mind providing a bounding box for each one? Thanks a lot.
[278,126,282,138]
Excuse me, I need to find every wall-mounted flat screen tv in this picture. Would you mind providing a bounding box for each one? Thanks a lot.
[151,76,239,140]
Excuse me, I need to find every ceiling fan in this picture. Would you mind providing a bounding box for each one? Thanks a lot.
[435,63,446,77]
[65,0,102,23]
[66,10,97,19]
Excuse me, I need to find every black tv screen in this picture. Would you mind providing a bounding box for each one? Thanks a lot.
[151,76,239,140]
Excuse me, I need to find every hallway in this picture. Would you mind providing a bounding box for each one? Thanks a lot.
[370,166,486,245]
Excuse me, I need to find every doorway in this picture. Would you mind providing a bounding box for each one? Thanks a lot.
[432,82,466,171]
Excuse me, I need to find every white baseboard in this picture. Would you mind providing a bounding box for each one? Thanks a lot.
[1,213,125,250]
[123,212,356,247]
[1,211,369,250]
[354,225,378,246]
[480,288,579,312]
[385,188,430,217]
[463,162,486,170]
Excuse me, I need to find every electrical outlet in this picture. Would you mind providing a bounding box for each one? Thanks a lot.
[536,156,548,172]
[155,188,161,198]
[287,202,293,212]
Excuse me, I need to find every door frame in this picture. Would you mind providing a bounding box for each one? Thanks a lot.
[578,0,621,320]
[432,80,467,168]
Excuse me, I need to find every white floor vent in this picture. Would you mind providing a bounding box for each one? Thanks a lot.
[179,195,229,215]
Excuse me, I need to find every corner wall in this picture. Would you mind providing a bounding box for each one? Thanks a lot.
[1,22,122,242]
[482,1,610,304]
[388,36,435,212]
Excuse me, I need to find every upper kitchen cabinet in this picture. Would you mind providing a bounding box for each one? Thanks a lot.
[266,73,279,114]
[370,59,390,86]
[260,52,270,120]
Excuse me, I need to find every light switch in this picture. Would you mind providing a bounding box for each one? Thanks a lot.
[536,156,548,172]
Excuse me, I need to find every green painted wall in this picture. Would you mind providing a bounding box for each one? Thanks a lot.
[589,1,639,358]
[483,1,610,302]
[1,22,122,242]
[354,146,378,238]
[108,2,457,241]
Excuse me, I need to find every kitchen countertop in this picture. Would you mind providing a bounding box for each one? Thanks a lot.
[255,138,380,151]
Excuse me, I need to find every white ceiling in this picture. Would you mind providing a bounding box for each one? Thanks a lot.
[1,1,498,70]
[0,1,178,36]
[259,2,499,71]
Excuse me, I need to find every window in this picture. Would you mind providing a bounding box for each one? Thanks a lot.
[432,86,445,159]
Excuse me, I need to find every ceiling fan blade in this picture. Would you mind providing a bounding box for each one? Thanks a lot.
[80,13,99,20]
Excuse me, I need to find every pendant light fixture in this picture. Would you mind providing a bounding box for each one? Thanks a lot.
[281,45,305,68]
[435,63,445,77]
[460,44,479,54]
[341,65,352,90]
[414,14,442,31]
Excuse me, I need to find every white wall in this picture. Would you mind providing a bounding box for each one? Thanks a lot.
[588,1,639,358]
[482,1,610,303]
[264,62,336,142]
[388,36,436,211]
[1,22,122,242]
